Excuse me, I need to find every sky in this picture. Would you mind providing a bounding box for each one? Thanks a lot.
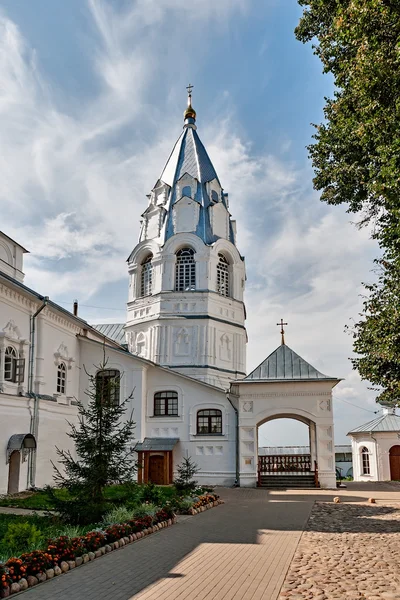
[0,0,381,445]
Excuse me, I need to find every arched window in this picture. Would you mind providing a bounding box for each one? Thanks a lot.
[216,253,230,297]
[197,409,222,435]
[154,391,178,416]
[361,446,370,475]
[175,248,196,291]
[96,369,120,406]
[140,254,153,297]
[57,362,66,394]
[4,346,17,382]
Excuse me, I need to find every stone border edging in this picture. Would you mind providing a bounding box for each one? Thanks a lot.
[1,517,177,598]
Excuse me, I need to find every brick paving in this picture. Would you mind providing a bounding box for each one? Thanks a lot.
[21,488,313,600]
[19,484,400,600]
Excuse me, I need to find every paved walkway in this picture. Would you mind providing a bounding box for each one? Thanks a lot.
[19,484,400,600]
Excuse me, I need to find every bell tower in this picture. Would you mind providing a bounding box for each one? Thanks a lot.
[125,89,247,389]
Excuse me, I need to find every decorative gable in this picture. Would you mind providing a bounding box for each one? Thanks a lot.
[143,206,164,240]
[172,197,199,234]
[209,202,229,239]
[176,173,196,201]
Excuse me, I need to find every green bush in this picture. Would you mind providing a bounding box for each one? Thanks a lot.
[3,522,42,553]
[102,506,135,526]
[138,482,163,505]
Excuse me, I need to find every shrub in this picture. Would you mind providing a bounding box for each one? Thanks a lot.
[18,550,53,577]
[138,482,163,505]
[126,515,153,533]
[4,558,26,584]
[103,506,135,526]
[155,507,174,521]
[173,457,199,494]
[3,522,42,553]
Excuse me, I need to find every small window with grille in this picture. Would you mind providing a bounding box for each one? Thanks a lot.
[197,409,222,434]
[175,248,196,291]
[216,253,229,297]
[140,254,153,297]
[57,362,67,394]
[361,446,370,475]
[154,391,178,416]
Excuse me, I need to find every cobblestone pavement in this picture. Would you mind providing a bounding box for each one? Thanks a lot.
[279,501,400,600]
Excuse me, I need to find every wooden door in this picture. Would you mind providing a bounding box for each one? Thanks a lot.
[390,445,400,481]
[7,450,21,495]
[148,454,165,484]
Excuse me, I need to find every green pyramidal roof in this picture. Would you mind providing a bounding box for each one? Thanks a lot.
[244,344,338,382]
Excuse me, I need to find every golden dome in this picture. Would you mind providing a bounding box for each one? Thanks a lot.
[184,103,196,121]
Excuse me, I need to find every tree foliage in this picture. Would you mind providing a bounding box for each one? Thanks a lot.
[295,1,400,250]
[49,357,136,523]
[173,456,199,494]
[348,257,400,404]
[296,1,400,404]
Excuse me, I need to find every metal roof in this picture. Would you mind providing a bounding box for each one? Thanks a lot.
[156,122,235,246]
[348,413,400,434]
[134,438,179,452]
[244,344,338,382]
[93,323,126,345]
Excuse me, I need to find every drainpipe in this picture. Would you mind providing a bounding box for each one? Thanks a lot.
[27,297,49,488]
[226,389,240,486]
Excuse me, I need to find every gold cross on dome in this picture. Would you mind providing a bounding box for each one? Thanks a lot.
[277,318,288,346]
[186,83,193,99]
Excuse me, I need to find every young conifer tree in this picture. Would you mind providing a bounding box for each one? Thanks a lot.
[49,355,136,522]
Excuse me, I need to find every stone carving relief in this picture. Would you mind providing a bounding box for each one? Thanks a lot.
[2,320,21,341]
[54,343,74,369]
[319,399,331,412]
[174,327,190,356]
[219,333,231,362]
[242,401,253,413]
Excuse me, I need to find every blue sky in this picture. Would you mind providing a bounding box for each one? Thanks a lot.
[0,0,380,445]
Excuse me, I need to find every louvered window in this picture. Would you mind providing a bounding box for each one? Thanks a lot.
[175,248,196,291]
[216,253,229,297]
[140,254,153,297]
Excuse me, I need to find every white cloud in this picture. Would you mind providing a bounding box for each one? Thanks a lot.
[0,1,381,443]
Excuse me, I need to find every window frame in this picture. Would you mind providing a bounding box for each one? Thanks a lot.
[57,362,67,395]
[361,446,371,475]
[154,391,179,417]
[140,254,153,297]
[4,346,18,383]
[96,369,121,406]
[216,253,230,297]
[175,247,196,292]
[196,409,223,435]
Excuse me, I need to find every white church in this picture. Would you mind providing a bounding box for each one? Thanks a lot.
[0,92,346,495]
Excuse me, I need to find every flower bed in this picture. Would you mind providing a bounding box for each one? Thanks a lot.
[187,494,224,515]
[0,508,176,597]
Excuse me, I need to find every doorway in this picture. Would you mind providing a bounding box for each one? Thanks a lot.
[148,454,165,484]
[389,445,400,481]
[7,450,21,494]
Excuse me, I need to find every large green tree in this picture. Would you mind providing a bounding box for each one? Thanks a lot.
[349,257,400,404]
[295,1,400,404]
[49,357,137,523]
[295,0,400,251]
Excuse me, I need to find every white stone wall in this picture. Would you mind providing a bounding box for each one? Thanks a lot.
[0,232,26,283]
[231,380,337,489]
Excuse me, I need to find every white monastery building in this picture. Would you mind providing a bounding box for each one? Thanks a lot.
[0,92,341,494]
[348,404,400,482]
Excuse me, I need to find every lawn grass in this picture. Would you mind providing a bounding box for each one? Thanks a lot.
[0,484,177,510]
